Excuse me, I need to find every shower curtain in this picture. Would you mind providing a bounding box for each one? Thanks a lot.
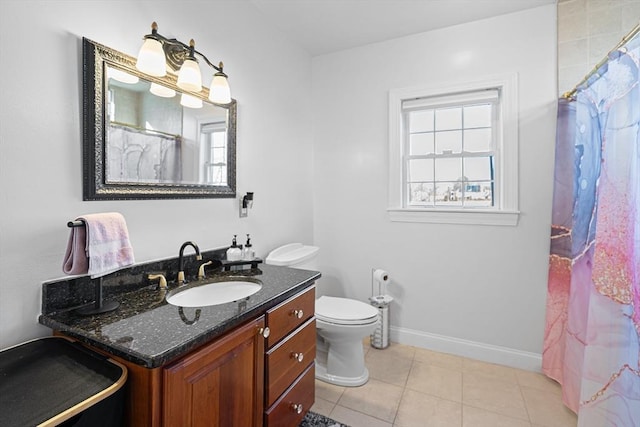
[543,34,639,426]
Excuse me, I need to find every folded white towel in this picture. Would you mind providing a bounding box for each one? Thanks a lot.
[62,212,135,278]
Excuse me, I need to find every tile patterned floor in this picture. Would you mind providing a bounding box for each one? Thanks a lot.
[310,341,578,427]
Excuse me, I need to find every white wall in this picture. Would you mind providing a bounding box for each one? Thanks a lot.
[311,5,557,369]
[0,1,313,349]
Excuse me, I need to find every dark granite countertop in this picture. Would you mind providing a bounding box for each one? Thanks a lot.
[39,264,319,368]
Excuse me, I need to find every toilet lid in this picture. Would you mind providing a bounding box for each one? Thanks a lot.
[315,296,379,325]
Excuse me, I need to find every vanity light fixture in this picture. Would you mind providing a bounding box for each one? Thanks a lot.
[136,21,232,104]
[149,82,176,98]
[180,93,203,109]
[240,192,254,218]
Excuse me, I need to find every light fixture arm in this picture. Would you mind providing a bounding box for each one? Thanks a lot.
[142,22,224,74]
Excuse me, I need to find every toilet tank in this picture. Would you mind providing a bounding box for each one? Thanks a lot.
[265,243,319,270]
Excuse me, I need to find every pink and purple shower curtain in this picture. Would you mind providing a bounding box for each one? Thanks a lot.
[543,34,639,426]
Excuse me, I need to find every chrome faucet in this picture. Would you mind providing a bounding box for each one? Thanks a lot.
[177,241,202,284]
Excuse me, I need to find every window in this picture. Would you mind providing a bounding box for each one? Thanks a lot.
[200,122,228,185]
[388,75,519,226]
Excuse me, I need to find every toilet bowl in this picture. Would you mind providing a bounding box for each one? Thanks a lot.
[315,296,379,386]
[265,243,379,387]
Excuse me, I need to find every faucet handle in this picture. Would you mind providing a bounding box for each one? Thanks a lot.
[148,273,167,290]
[177,271,185,285]
[197,261,213,280]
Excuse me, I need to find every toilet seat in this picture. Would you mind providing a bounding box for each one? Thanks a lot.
[315,296,379,326]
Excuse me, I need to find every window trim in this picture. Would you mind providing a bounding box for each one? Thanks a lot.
[388,74,520,226]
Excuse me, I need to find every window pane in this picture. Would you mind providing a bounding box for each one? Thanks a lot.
[464,156,493,181]
[434,158,462,182]
[435,182,462,206]
[463,181,493,207]
[409,109,434,133]
[409,132,434,155]
[435,107,461,131]
[435,130,462,154]
[408,158,434,182]
[409,183,434,205]
[212,132,226,147]
[464,128,492,152]
[212,147,226,163]
[464,104,492,128]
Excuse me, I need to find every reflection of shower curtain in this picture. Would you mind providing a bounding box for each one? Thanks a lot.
[543,35,639,425]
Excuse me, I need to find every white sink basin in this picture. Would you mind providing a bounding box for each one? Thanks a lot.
[166,277,262,307]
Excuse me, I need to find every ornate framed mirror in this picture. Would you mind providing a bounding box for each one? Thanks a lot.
[82,37,236,200]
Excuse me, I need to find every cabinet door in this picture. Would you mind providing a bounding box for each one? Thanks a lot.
[163,317,265,427]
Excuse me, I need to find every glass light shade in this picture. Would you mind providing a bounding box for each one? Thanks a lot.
[208,74,231,104]
[177,58,202,92]
[150,83,176,98]
[108,68,139,84]
[180,93,203,109]
[136,38,166,77]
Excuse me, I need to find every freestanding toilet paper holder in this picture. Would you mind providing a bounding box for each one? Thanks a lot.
[369,268,393,349]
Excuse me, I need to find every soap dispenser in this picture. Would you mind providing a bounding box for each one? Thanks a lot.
[243,234,255,260]
[226,235,242,261]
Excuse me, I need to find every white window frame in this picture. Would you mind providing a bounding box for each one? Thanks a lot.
[388,74,520,226]
[199,121,228,185]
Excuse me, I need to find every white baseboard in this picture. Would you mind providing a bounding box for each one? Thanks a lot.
[390,326,542,372]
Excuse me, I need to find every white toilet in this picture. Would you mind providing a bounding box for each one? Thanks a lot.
[266,243,379,387]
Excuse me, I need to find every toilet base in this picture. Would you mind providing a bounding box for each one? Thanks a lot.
[315,361,370,387]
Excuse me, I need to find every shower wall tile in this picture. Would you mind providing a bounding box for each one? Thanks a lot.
[622,2,640,30]
[559,39,589,66]
[587,5,622,35]
[559,65,589,96]
[589,32,627,64]
[558,13,588,41]
[558,0,639,96]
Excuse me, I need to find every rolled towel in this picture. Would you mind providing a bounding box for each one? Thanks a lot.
[62,212,135,277]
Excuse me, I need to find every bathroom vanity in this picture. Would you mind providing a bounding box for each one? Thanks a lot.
[39,262,319,427]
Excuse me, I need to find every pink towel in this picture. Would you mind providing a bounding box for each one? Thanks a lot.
[62,212,135,277]
[62,223,89,275]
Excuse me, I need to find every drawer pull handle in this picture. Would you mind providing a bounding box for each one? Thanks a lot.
[291,352,304,363]
[290,403,303,414]
[292,309,304,319]
[258,327,271,338]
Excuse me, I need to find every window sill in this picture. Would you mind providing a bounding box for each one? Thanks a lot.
[387,208,520,226]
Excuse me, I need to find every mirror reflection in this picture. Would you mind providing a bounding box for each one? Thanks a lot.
[106,66,229,186]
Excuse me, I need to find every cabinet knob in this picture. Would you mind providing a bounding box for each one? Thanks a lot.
[291,309,304,319]
[291,352,304,363]
[290,403,303,414]
[258,327,271,338]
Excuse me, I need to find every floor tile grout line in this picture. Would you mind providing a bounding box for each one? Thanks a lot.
[517,381,534,424]
[318,341,574,427]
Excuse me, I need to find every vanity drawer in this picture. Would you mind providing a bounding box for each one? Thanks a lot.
[266,286,315,348]
[265,318,315,407]
[265,364,315,427]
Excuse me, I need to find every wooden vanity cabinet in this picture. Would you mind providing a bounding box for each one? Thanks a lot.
[163,316,265,427]
[264,286,316,426]
[57,285,317,427]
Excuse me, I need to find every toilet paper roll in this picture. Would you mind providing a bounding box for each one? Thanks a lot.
[373,269,390,285]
